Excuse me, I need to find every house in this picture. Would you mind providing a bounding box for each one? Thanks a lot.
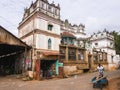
[18,0,61,79]
[90,29,119,70]
[60,20,89,75]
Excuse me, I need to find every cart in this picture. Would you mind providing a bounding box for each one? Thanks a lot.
[91,75,108,90]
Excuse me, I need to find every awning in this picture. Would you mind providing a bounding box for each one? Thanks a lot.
[42,51,59,56]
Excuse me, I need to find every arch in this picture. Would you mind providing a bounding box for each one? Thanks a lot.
[48,38,51,49]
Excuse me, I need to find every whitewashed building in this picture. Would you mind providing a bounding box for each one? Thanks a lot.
[90,29,119,70]
[18,0,61,79]
[61,19,89,47]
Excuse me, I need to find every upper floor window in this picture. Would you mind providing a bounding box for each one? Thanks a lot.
[95,43,98,46]
[48,24,53,31]
[48,6,52,12]
[48,39,51,49]
[55,9,57,15]
[42,3,45,9]
[33,3,36,9]
[110,42,113,46]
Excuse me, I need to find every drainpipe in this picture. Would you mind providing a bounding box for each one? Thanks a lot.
[32,17,36,79]
[32,30,35,78]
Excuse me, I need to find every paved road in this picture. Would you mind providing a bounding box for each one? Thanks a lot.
[0,70,120,90]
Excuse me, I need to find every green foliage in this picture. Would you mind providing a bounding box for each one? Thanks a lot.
[111,31,120,54]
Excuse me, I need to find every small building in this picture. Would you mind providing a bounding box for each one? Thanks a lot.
[0,26,30,76]
[90,29,119,70]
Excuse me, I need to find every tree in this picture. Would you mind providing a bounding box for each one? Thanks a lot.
[111,31,120,54]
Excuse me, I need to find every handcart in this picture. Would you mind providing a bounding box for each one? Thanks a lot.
[91,75,108,90]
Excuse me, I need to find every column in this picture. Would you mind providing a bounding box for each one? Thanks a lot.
[84,50,87,62]
[97,52,99,63]
[102,52,104,62]
[65,46,68,61]
[76,49,78,61]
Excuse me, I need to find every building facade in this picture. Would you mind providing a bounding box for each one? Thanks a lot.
[90,29,119,70]
[61,19,88,47]
[18,0,119,79]
[18,0,61,79]
[60,20,89,75]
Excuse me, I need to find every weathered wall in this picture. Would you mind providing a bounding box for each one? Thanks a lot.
[0,27,26,46]
[63,66,77,74]
[36,18,60,35]
[36,34,60,51]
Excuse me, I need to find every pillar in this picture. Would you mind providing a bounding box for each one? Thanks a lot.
[76,49,78,61]
[84,50,87,62]
[65,46,68,61]
[102,52,104,62]
[97,52,99,63]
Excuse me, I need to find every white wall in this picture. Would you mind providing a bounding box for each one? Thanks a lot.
[22,35,33,46]
[36,34,60,51]
[91,39,108,48]
[19,17,61,38]
[19,19,34,38]
[35,18,60,35]
[75,33,87,39]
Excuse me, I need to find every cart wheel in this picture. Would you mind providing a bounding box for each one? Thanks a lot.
[93,83,96,88]
[106,80,109,85]
[100,84,103,90]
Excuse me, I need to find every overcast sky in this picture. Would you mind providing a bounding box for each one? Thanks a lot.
[0,0,120,36]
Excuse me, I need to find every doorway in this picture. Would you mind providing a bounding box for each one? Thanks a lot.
[0,44,26,76]
[88,55,92,69]
[40,60,58,79]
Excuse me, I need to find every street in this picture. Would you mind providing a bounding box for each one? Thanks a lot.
[0,70,120,90]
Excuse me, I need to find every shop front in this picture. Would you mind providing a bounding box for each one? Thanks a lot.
[35,51,60,80]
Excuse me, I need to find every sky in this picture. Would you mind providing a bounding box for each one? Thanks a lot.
[0,0,120,36]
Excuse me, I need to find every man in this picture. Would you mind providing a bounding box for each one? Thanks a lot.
[97,64,104,76]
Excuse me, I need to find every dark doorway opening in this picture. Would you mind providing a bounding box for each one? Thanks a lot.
[88,55,92,69]
[0,55,16,76]
[40,60,57,79]
[0,44,25,76]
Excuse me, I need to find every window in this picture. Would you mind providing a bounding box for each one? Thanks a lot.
[95,43,98,46]
[55,9,57,15]
[103,53,107,60]
[48,39,51,49]
[42,3,45,9]
[78,51,84,60]
[99,54,103,60]
[48,24,53,31]
[111,55,114,63]
[33,3,36,9]
[48,6,52,12]
[110,42,113,46]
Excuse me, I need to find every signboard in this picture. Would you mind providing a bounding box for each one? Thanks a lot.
[58,63,63,67]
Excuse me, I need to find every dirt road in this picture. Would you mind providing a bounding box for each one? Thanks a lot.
[0,70,120,90]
